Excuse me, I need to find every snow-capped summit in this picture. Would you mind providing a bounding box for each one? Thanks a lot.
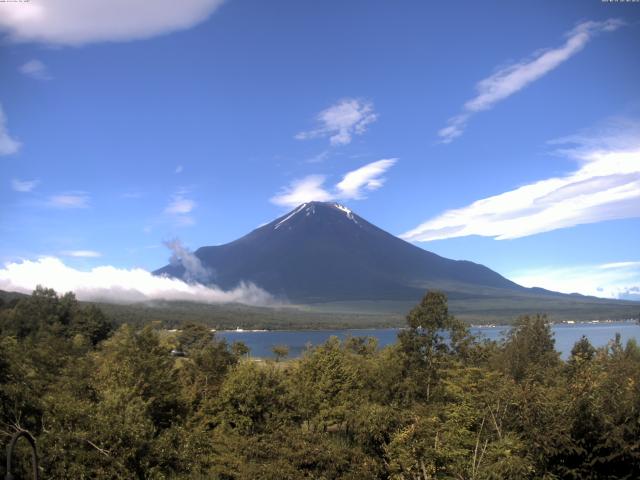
[333,203,358,222]
[273,201,359,230]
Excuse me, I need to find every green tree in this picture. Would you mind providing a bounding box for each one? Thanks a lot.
[500,313,560,382]
[93,325,183,429]
[398,291,470,401]
[70,304,113,345]
[215,361,292,435]
[571,335,596,361]
[179,333,239,412]
[291,337,362,432]
[231,340,250,358]
[176,322,213,353]
[272,344,289,362]
[344,335,378,356]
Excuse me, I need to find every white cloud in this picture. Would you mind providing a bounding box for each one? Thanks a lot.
[270,175,333,207]
[172,215,196,227]
[11,178,39,192]
[599,261,640,270]
[271,159,397,208]
[0,256,274,306]
[61,250,102,258]
[0,104,21,156]
[438,19,624,143]
[19,59,51,80]
[49,193,90,208]
[402,121,640,242]
[0,0,225,46]
[296,99,378,146]
[335,159,396,199]
[304,150,330,164]
[165,194,195,214]
[510,261,640,299]
[164,190,196,227]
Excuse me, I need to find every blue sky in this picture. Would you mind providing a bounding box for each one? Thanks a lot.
[1,0,639,302]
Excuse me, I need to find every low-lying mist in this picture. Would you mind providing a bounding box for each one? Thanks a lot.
[0,256,275,306]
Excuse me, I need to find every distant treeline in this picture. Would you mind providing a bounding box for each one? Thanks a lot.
[96,299,405,330]
[1,287,639,479]
[0,288,405,330]
[2,288,637,330]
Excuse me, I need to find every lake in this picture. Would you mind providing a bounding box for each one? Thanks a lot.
[218,322,640,360]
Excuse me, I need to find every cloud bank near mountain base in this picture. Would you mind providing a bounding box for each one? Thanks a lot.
[0,257,274,306]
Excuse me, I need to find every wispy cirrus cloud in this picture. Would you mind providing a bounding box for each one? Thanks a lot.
[599,261,640,270]
[271,159,397,208]
[296,99,378,146]
[335,159,397,199]
[61,250,102,258]
[49,193,90,209]
[11,178,39,192]
[164,189,196,226]
[0,104,20,156]
[0,0,226,46]
[19,59,51,80]
[438,19,624,143]
[402,119,640,242]
[510,260,640,300]
[304,150,330,164]
[165,195,195,214]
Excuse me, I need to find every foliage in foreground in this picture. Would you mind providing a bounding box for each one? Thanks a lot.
[0,287,639,479]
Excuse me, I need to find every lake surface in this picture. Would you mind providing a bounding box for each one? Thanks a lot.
[218,322,640,360]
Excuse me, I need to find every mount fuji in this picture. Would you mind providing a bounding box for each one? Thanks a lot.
[155,201,552,304]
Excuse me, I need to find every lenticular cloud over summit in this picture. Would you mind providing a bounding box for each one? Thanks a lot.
[0,257,274,306]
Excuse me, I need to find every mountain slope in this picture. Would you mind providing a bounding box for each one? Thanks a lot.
[155,201,533,303]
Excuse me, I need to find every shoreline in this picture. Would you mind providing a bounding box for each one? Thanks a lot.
[211,319,639,334]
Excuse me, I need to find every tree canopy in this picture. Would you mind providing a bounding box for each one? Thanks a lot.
[1,288,639,479]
